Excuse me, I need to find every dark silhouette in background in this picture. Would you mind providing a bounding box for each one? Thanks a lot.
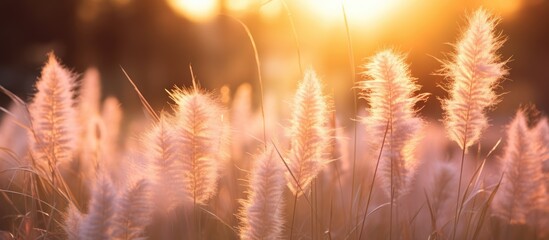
[0,0,548,121]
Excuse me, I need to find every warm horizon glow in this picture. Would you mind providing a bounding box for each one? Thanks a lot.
[167,0,219,22]
[483,0,522,16]
[302,0,401,24]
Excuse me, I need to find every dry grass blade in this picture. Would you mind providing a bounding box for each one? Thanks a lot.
[119,66,159,122]
[472,175,503,240]
[358,120,389,239]
[0,86,26,106]
[340,3,360,233]
[222,14,266,148]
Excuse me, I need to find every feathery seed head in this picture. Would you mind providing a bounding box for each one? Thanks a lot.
[63,203,83,239]
[492,110,546,224]
[169,87,226,205]
[144,112,185,210]
[79,174,116,239]
[112,178,153,240]
[78,68,101,117]
[442,8,508,150]
[359,49,427,198]
[287,69,331,196]
[29,53,78,170]
[239,145,286,240]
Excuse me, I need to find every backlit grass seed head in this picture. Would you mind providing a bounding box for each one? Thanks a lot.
[239,145,286,240]
[77,68,101,151]
[532,117,549,155]
[442,8,508,150]
[79,174,116,239]
[144,113,184,210]
[112,179,153,240]
[63,203,83,239]
[170,87,226,205]
[492,110,546,224]
[358,49,427,198]
[78,68,101,119]
[531,118,549,192]
[29,53,78,169]
[287,69,330,196]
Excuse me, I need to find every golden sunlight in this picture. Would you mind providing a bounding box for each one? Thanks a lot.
[303,0,401,24]
[167,0,219,21]
[483,0,522,16]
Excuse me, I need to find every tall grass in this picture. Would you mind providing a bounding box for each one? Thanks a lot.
[0,7,548,240]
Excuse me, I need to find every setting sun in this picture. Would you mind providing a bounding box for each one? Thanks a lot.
[302,0,401,24]
[167,0,218,21]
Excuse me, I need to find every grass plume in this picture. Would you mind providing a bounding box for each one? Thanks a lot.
[441,8,507,150]
[441,9,508,239]
[29,53,78,171]
[492,110,546,224]
[78,174,116,239]
[112,178,153,240]
[286,69,331,196]
[358,49,427,199]
[144,113,183,211]
[238,145,286,240]
[170,86,226,205]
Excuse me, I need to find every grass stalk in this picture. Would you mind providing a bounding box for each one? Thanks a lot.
[358,120,389,239]
[340,2,358,236]
[289,192,298,240]
[452,123,469,240]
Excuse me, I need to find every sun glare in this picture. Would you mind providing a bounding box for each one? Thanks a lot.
[303,0,401,24]
[167,0,219,22]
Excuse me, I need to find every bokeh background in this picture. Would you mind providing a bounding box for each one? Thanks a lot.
[0,0,548,125]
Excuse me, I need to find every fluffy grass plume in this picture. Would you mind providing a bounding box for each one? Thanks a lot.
[144,113,183,210]
[100,97,125,182]
[238,145,286,240]
[492,110,546,224]
[442,8,507,150]
[358,49,427,198]
[531,117,549,164]
[287,69,330,195]
[231,83,253,161]
[112,178,153,240]
[77,68,101,151]
[79,174,116,239]
[62,203,84,239]
[78,68,101,126]
[170,86,226,205]
[531,118,549,193]
[29,53,78,170]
